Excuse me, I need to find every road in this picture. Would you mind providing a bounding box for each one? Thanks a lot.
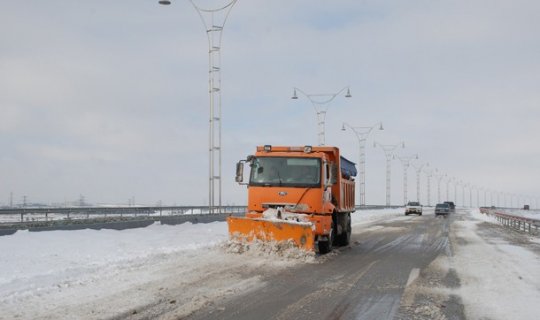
[3,207,538,320]
[102,208,539,320]
[184,208,464,320]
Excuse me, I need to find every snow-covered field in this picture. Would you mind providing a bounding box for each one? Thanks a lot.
[1,207,539,319]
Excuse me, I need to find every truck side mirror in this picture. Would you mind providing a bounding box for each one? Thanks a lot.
[235,162,244,183]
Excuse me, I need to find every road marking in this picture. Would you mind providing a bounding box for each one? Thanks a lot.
[406,268,420,287]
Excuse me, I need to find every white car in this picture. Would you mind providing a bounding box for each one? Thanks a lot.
[405,201,423,216]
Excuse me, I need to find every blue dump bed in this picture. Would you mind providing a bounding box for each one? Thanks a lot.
[340,156,357,178]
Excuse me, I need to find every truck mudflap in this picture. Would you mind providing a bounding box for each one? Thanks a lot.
[227,216,315,251]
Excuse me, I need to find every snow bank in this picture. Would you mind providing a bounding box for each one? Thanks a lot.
[469,207,499,223]
[224,238,316,263]
[0,221,234,318]
[351,208,405,227]
[503,209,540,220]
[0,221,227,288]
[3,212,354,319]
[452,211,540,320]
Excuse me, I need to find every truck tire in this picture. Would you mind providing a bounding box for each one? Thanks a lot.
[335,212,351,246]
[318,220,335,254]
[318,239,331,254]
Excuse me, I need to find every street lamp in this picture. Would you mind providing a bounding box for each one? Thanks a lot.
[469,185,474,208]
[411,161,427,204]
[434,169,446,204]
[374,141,405,206]
[395,154,419,205]
[462,182,469,207]
[341,122,383,206]
[423,165,434,206]
[446,177,454,203]
[159,0,238,214]
[292,86,351,146]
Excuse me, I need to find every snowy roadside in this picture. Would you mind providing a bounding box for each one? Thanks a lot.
[494,208,540,220]
[0,222,234,319]
[404,208,540,320]
[452,209,540,319]
[352,207,405,227]
[0,209,404,319]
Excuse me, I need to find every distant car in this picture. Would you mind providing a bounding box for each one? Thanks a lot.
[435,203,451,216]
[444,201,456,213]
[405,201,422,216]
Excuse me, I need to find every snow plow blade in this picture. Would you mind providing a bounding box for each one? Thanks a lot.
[227,216,315,251]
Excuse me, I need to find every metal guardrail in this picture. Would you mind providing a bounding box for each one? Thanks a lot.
[0,204,401,225]
[0,206,247,224]
[0,204,404,236]
[479,208,540,236]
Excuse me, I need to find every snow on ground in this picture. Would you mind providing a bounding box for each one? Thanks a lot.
[450,209,540,320]
[500,209,540,220]
[0,222,236,319]
[2,207,538,319]
[351,207,405,227]
[0,208,405,319]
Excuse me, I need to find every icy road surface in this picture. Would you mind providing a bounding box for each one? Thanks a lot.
[1,208,539,320]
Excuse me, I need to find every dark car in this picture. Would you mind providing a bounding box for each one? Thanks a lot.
[435,203,451,216]
[444,201,456,213]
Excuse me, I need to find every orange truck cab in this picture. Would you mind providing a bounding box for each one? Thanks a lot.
[228,145,356,253]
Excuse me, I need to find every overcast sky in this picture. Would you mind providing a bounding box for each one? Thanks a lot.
[1,0,539,207]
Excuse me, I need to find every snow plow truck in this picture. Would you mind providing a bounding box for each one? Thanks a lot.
[228,145,356,254]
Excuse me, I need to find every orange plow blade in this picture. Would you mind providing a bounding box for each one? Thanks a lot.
[227,216,315,251]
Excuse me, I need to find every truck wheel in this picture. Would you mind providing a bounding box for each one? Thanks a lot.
[318,240,332,254]
[318,221,335,254]
[335,213,351,246]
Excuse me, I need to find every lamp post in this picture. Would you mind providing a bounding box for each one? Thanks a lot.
[434,169,446,204]
[462,182,468,207]
[341,122,383,206]
[446,177,454,203]
[453,179,459,207]
[396,154,419,205]
[292,87,351,146]
[374,141,405,206]
[159,0,238,214]
[511,193,516,208]
[423,165,434,206]
[411,161,426,204]
[469,185,474,208]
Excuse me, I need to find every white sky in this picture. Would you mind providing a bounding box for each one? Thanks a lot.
[1,0,539,206]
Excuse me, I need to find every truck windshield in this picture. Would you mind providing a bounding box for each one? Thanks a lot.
[249,157,321,187]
